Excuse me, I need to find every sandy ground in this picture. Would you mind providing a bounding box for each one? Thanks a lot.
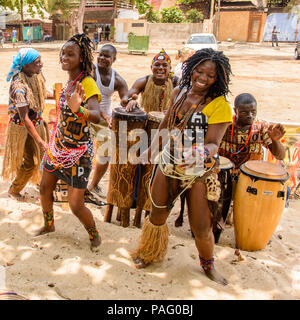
[0,42,299,300]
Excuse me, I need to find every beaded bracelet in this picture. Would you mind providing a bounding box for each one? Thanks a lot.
[192,145,210,159]
[75,106,90,120]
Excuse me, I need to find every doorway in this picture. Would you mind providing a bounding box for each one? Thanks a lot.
[248,15,262,42]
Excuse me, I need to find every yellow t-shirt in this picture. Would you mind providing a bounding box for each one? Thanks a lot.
[202,96,233,124]
[81,77,102,103]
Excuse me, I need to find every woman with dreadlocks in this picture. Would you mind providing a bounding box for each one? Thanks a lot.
[132,49,233,285]
[36,34,105,251]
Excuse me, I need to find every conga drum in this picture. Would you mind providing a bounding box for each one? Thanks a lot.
[105,107,147,226]
[136,111,165,213]
[213,156,234,243]
[233,160,289,251]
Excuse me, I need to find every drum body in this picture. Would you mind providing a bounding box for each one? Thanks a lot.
[137,111,164,211]
[213,156,234,243]
[233,160,289,251]
[107,107,147,209]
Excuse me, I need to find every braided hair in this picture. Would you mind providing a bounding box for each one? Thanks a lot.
[180,48,232,99]
[60,33,94,75]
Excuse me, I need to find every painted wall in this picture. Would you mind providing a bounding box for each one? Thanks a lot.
[262,13,300,42]
[219,11,250,42]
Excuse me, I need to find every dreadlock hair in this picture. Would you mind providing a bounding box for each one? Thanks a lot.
[60,33,94,76]
[180,48,232,99]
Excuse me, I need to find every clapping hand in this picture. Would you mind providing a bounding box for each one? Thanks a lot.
[267,123,285,142]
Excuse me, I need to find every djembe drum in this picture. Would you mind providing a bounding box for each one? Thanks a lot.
[213,156,234,243]
[134,111,165,227]
[233,160,289,251]
[105,107,147,227]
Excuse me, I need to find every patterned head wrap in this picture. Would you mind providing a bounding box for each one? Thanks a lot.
[152,48,171,65]
[7,48,40,82]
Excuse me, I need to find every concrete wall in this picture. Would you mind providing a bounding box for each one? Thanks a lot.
[147,22,203,44]
[114,20,203,44]
[219,11,250,42]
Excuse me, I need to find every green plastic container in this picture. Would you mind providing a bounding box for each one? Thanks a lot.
[128,35,149,55]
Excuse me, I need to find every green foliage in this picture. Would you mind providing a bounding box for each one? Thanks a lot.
[0,0,45,17]
[134,0,150,15]
[46,0,71,17]
[177,0,197,4]
[145,6,160,23]
[160,6,184,23]
[185,8,204,23]
[110,26,115,40]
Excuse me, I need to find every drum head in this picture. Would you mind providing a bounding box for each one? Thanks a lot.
[112,107,147,121]
[241,160,289,181]
[219,156,234,170]
[148,111,165,123]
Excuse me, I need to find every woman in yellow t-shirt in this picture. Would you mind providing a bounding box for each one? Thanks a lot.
[132,49,233,286]
[36,34,106,251]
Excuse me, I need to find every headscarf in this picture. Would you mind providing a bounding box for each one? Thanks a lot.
[152,48,171,65]
[6,48,40,82]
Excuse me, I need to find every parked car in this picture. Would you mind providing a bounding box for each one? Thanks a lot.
[183,33,218,51]
[294,41,300,60]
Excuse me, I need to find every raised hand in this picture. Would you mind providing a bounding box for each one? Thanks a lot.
[267,123,285,142]
[66,81,86,113]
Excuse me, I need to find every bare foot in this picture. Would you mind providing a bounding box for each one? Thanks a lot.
[34,225,55,236]
[133,257,150,269]
[90,236,101,252]
[8,192,25,201]
[203,268,228,286]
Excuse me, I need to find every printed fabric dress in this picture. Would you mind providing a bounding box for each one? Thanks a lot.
[44,77,101,189]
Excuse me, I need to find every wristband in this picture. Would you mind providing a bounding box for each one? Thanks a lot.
[75,106,89,120]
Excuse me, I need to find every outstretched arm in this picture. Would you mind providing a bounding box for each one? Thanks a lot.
[120,77,147,111]
[267,123,286,160]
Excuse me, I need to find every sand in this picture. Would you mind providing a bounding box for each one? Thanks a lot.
[0,42,299,300]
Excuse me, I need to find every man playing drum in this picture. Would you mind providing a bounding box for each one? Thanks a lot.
[219,93,285,171]
[88,44,128,200]
[219,93,286,223]
[121,49,179,113]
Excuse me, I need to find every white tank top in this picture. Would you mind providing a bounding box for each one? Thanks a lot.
[94,63,115,118]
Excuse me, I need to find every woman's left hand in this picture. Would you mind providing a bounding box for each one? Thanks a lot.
[66,81,86,113]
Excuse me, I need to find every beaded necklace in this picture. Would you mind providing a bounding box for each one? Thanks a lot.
[44,71,88,171]
[229,115,253,158]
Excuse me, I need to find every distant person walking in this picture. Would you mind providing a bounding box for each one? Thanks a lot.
[0,29,3,48]
[272,26,279,47]
[12,27,17,48]
[105,25,110,41]
[26,27,32,45]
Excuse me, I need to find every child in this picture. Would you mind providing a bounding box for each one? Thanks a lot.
[36,34,104,251]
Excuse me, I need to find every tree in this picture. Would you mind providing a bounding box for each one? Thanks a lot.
[185,8,204,23]
[76,0,86,34]
[145,6,160,23]
[46,0,71,40]
[0,0,45,40]
[160,6,185,23]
